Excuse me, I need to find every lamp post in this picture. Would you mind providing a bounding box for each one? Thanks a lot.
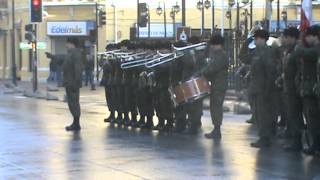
[156,2,167,38]
[196,0,212,36]
[11,0,17,85]
[170,2,180,39]
[281,9,287,28]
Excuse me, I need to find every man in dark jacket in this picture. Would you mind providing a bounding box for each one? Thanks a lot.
[201,34,229,139]
[63,38,83,131]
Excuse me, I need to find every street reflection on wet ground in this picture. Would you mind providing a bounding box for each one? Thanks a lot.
[0,89,319,179]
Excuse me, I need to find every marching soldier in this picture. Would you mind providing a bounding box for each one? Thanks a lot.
[136,45,155,129]
[152,42,174,132]
[280,28,304,151]
[173,37,206,134]
[103,44,117,123]
[63,38,83,131]
[243,30,278,148]
[201,34,229,139]
[299,26,320,155]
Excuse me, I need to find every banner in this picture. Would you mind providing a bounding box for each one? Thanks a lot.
[301,0,312,31]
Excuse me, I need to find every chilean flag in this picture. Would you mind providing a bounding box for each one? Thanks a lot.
[301,0,312,32]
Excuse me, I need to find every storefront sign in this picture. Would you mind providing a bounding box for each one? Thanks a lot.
[47,21,88,36]
[139,23,180,38]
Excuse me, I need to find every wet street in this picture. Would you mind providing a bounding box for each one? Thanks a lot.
[0,87,320,180]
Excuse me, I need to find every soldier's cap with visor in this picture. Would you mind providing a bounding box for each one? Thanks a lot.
[66,38,79,47]
[210,34,224,45]
[283,27,300,39]
[253,29,269,41]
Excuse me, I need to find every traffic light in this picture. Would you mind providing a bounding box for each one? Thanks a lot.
[99,11,106,26]
[228,0,235,6]
[138,3,149,27]
[25,24,35,43]
[30,0,42,22]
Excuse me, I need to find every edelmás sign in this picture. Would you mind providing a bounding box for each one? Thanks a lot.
[47,21,88,36]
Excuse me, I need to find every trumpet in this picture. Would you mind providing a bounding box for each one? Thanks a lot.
[145,53,184,68]
[172,42,207,52]
[121,55,158,69]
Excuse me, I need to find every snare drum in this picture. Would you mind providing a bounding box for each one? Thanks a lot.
[169,76,211,106]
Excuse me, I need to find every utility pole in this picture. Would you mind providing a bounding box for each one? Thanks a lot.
[211,1,215,34]
[137,0,139,40]
[164,3,167,38]
[277,0,280,32]
[182,0,186,26]
[11,0,17,85]
[33,24,38,92]
[95,3,99,81]
[201,0,204,36]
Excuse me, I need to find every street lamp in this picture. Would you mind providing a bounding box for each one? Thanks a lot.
[170,3,180,39]
[156,2,167,38]
[281,9,288,28]
[226,9,232,30]
[197,0,203,10]
[242,8,250,37]
[204,0,211,9]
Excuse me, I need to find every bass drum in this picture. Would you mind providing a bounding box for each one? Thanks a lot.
[169,76,211,107]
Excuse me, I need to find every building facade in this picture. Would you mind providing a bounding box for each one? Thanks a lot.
[0,0,106,81]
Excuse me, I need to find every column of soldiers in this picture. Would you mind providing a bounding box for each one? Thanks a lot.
[240,25,320,155]
[100,35,228,136]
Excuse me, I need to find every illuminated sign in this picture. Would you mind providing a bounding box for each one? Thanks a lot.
[47,21,88,36]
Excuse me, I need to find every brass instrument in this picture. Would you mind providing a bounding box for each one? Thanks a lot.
[172,42,207,52]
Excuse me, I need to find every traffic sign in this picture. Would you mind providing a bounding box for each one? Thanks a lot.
[19,42,47,50]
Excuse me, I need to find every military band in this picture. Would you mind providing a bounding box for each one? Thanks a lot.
[59,25,320,157]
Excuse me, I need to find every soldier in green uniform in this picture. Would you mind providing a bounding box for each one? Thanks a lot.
[299,26,320,155]
[173,37,206,134]
[152,42,174,131]
[243,30,278,148]
[201,34,229,139]
[103,44,117,123]
[63,38,83,131]
[280,28,304,151]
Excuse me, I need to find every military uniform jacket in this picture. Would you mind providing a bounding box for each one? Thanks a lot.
[297,45,319,97]
[181,48,207,81]
[200,49,228,91]
[62,48,83,89]
[282,44,301,94]
[244,45,277,96]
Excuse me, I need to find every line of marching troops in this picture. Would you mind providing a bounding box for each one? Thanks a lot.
[239,25,320,155]
[100,37,223,135]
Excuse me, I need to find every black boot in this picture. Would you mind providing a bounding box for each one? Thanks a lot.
[303,136,320,155]
[173,121,186,133]
[116,113,123,125]
[283,136,302,152]
[130,114,138,127]
[204,126,221,139]
[250,137,271,148]
[123,113,131,126]
[104,111,115,123]
[65,117,81,131]
[163,119,174,132]
[137,116,146,128]
[142,116,154,129]
[153,118,165,131]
